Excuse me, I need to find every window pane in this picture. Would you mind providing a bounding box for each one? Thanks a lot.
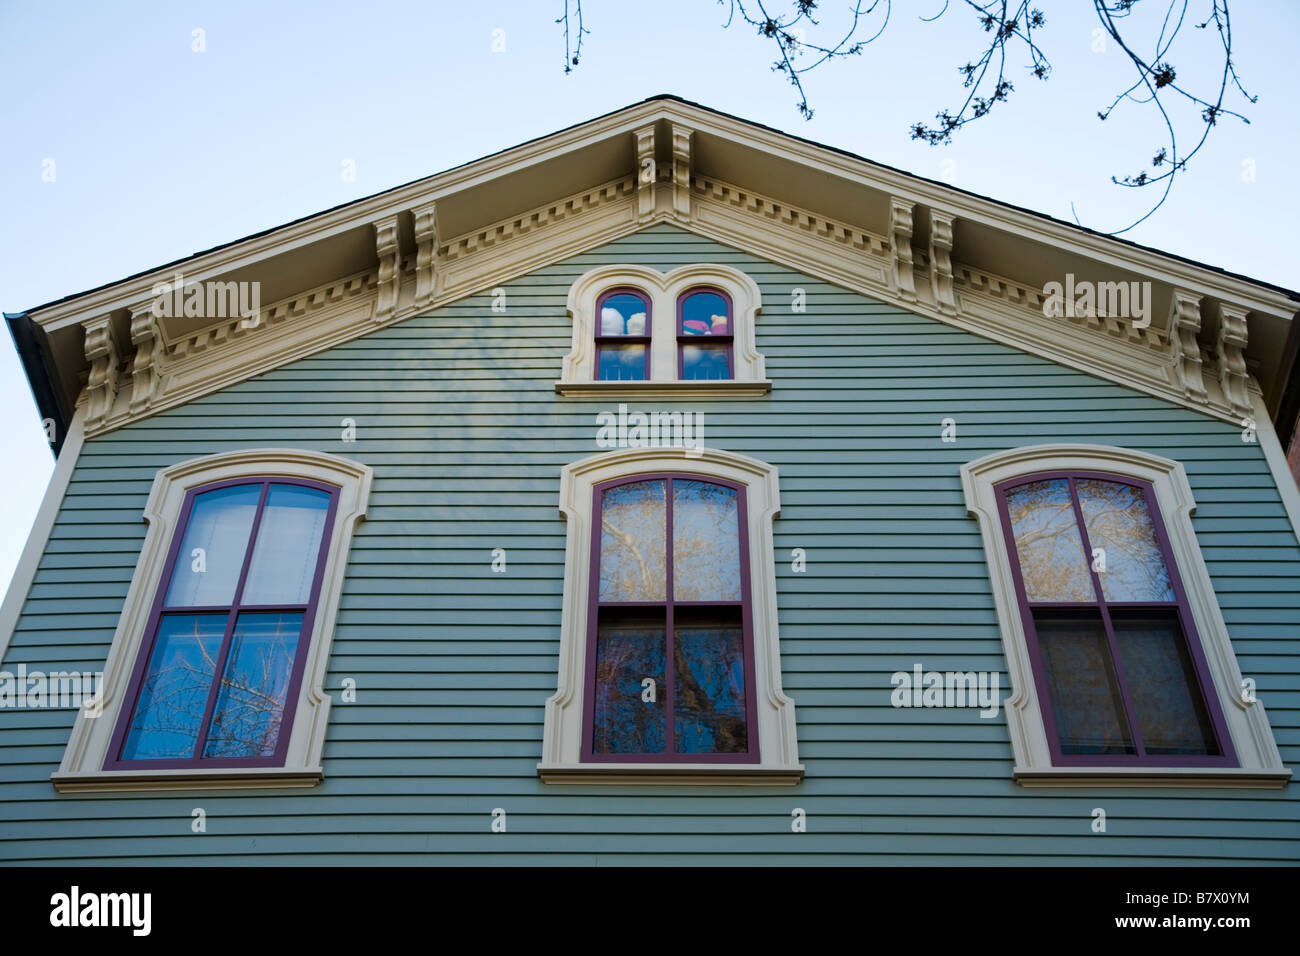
[121,614,225,760]
[1077,479,1175,603]
[680,343,731,381]
[599,294,648,336]
[241,484,331,605]
[164,485,261,607]
[1113,611,1218,755]
[599,480,666,602]
[592,617,666,754]
[673,480,741,601]
[597,343,647,381]
[202,611,305,758]
[1033,611,1135,755]
[1005,479,1095,602]
[679,291,729,336]
[674,618,747,754]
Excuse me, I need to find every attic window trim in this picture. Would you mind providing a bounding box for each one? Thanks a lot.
[557,263,770,397]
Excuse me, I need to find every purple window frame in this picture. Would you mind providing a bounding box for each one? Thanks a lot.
[995,469,1236,768]
[594,287,652,381]
[104,476,340,771]
[581,473,760,763]
[676,288,734,381]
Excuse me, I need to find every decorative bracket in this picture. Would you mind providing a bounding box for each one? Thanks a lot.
[412,201,439,310]
[634,125,656,223]
[670,124,693,221]
[1167,289,1207,402]
[929,209,958,316]
[1215,303,1252,419]
[128,303,162,416]
[889,198,917,303]
[84,314,123,431]
[373,215,401,322]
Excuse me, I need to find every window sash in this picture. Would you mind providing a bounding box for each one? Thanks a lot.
[676,288,734,381]
[105,477,339,770]
[995,470,1235,767]
[582,473,759,763]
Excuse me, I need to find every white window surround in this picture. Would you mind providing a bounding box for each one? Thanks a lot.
[962,443,1291,789]
[52,447,372,792]
[539,446,803,784]
[556,263,771,397]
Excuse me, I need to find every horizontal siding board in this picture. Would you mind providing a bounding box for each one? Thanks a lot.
[2,223,1297,865]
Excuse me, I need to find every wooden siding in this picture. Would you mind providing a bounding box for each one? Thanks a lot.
[1,224,1297,864]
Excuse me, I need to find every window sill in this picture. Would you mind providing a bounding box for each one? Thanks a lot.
[1013,766,1292,789]
[555,380,772,398]
[538,763,804,786]
[51,766,324,793]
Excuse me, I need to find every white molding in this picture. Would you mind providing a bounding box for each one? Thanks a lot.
[0,406,86,668]
[540,446,803,783]
[961,443,1289,788]
[559,262,766,390]
[54,447,372,793]
[1250,391,1300,553]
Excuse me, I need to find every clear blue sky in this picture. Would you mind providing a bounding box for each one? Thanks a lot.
[2,0,1296,596]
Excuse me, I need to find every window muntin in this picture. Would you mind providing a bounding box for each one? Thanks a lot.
[996,471,1234,766]
[595,288,651,382]
[677,289,733,381]
[583,473,758,762]
[106,477,337,769]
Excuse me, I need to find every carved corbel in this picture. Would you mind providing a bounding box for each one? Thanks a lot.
[671,124,693,220]
[412,201,438,309]
[1215,303,1252,419]
[634,125,656,222]
[373,215,401,322]
[929,209,958,316]
[889,198,917,303]
[128,303,163,416]
[84,314,123,430]
[1167,289,1208,402]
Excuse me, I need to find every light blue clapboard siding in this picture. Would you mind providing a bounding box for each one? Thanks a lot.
[1,224,1297,864]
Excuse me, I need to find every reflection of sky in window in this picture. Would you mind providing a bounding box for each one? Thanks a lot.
[204,612,303,758]
[673,480,740,601]
[165,485,260,607]
[242,485,330,605]
[1076,480,1174,602]
[674,625,746,753]
[593,621,665,753]
[681,343,730,380]
[597,343,647,381]
[1006,480,1095,602]
[679,292,729,336]
[599,480,666,601]
[122,614,225,760]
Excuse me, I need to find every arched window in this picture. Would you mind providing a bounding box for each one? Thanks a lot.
[107,478,337,768]
[595,288,651,381]
[54,448,372,791]
[962,444,1289,787]
[541,446,801,784]
[676,288,733,381]
[997,471,1231,765]
[584,473,756,761]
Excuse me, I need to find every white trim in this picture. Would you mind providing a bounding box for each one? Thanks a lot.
[53,447,372,793]
[0,406,86,668]
[961,443,1290,788]
[1250,392,1300,553]
[558,262,766,393]
[539,446,803,783]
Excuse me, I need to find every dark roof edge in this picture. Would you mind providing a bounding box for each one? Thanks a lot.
[1273,317,1300,455]
[6,313,68,457]
[19,94,1300,316]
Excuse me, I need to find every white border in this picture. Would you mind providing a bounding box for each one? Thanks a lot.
[557,263,770,396]
[538,446,802,784]
[961,443,1290,788]
[52,447,372,792]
